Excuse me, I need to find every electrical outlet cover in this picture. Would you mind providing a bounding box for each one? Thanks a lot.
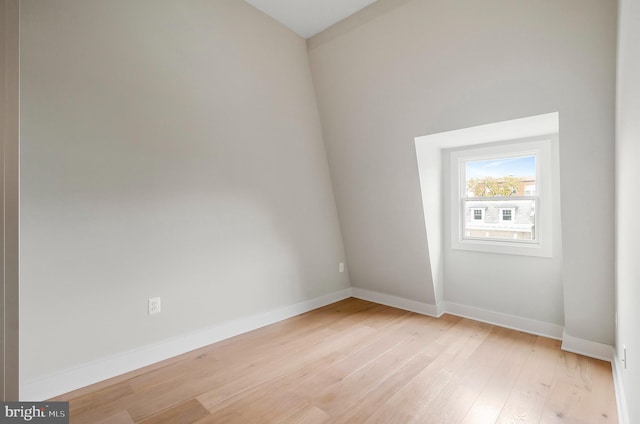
[148,297,161,315]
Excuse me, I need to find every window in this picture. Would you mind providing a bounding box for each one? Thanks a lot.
[449,136,553,257]
[499,208,514,222]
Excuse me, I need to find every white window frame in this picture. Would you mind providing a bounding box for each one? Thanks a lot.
[449,136,553,257]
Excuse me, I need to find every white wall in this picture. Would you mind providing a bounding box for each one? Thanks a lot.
[308,0,616,342]
[615,0,640,421]
[20,0,348,384]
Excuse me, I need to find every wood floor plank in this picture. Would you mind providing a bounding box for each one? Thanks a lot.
[195,390,309,423]
[493,336,563,424]
[540,352,618,423]
[363,318,496,423]
[313,314,461,420]
[585,360,618,422]
[195,325,376,413]
[410,328,537,424]
[93,410,136,424]
[276,403,331,424]
[55,300,618,424]
[542,352,617,423]
[195,305,423,416]
[137,399,210,424]
[459,330,538,424]
[68,381,135,416]
[333,350,442,423]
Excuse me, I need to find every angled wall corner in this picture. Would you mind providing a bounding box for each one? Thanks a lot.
[413,141,445,311]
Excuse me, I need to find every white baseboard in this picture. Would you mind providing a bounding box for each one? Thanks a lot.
[560,330,614,362]
[444,301,565,340]
[351,287,439,317]
[20,288,352,401]
[612,354,630,424]
[444,302,563,340]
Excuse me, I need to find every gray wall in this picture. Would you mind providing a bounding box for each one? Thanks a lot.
[1,0,20,401]
[20,0,348,382]
[616,0,640,421]
[308,0,616,342]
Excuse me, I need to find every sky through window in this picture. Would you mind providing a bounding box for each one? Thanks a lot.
[465,155,535,179]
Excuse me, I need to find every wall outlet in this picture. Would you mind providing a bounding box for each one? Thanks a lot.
[148,297,161,315]
[339,262,345,273]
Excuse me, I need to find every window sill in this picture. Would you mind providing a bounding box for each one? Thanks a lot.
[451,238,552,258]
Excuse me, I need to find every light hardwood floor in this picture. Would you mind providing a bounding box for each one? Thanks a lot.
[53,298,618,423]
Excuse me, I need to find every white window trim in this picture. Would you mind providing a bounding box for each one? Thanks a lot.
[449,135,554,257]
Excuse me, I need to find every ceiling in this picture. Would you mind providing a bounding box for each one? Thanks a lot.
[244,0,379,39]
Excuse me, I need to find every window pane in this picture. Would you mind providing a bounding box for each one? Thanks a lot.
[464,199,536,241]
[465,155,536,197]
